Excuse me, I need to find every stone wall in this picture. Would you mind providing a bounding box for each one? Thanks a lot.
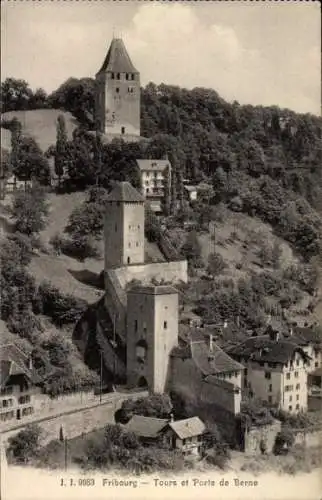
[33,390,96,416]
[243,420,282,455]
[169,355,241,415]
[113,260,188,288]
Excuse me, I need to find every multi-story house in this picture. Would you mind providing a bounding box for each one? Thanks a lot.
[136,159,172,213]
[291,324,322,373]
[227,326,311,413]
[0,344,40,426]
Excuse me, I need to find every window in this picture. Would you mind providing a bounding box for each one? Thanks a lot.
[128,87,134,93]
[296,394,299,401]
[265,372,271,379]
[296,383,300,390]
[289,405,292,411]
[134,320,138,332]
[269,384,272,392]
[286,373,290,380]
[296,404,300,410]
[127,257,131,264]
[182,439,186,445]
[244,369,248,377]
[116,87,120,93]
[111,72,115,79]
[294,371,299,378]
[146,188,150,193]
[259,362,264,367]
[129,225,131,230]
[138,225,140,229]
[315,362,319,368]
[136,242,139,247]
[121,127,125,135]
[164,321,167,329]
[289,395,292,402]
[116,73,120,80]
[115,224,117,232]
[228,373,232,379]
[268,396,272,403]
[128,242,131,248]
[296,359,300,366]
[126,73,129,80]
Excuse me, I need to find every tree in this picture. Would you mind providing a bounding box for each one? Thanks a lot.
[207,252,227,277]
[162,166,171,216]
[41,335,71,367]
[10,184,48,236]
[55,114,68,184]
[1,78,33,112]
[181,230,203,268]
[119,394,173,423]
[7,424,42,464]
[11,132,50,185]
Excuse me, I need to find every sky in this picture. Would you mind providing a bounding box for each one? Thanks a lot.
[1,1,321,115]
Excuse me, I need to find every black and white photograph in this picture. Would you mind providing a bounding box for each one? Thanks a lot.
[0,1,321,499]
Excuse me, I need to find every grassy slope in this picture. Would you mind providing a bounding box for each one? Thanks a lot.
[1,109,79,153]
[170,208,316,327]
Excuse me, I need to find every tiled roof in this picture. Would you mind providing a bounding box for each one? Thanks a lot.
[291,326,322,347]
[106,182,145,203]
[191,339,244,375]
[136,159,171,172]
[170,333,244,374]
[97,38,138,74]
[169,417,206,440]
[227,335,310,364]
[123,415,168,438]
[0,344,41,386]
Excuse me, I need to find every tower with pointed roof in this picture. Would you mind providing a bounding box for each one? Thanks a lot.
[95,38,141,137]
[104,181,145,268]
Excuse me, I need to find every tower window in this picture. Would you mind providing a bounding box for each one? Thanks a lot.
[111,72,115,79]
[116,87,120,93]
[127,257,131,264]
[164,321,167,329]
[116,73,120,80]
[121,127,125,134]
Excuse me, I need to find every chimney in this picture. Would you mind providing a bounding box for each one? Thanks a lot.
[169,413,174,423]
[209,334,213,353]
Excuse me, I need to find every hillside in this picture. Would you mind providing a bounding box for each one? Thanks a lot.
[1,109,80,153]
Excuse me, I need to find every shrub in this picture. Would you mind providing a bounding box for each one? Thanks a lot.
[7,424,42,464]
[207,252,227,276]
[38,281,88,326]
[273,428,295,455]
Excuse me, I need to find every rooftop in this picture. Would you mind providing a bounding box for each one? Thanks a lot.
[0,344,41,386]
[97,38,139,75]
[123,415,168,438]
[169,417,206,440]
[136,159,171,172]
[127,285,178,296]
[106,181,145,204]
[171,333,244,375]
[291,325,322,348]
[227,334,310,364]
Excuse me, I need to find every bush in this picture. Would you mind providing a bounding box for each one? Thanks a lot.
[120,394,173,422]
[7,424,42,464]
[273,428,295,455]
[60,235,100,262]
[207,252,227,276]
[38,281,88,326]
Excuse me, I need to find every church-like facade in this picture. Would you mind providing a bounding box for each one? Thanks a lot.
[95,38,141,137]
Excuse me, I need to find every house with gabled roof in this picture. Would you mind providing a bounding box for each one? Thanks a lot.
[227,325,311,413]
[169,330,244,416]
[0,344,42,426]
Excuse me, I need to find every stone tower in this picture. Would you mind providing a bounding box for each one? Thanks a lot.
[95,38,140,137]
[126,285,179,393]
[104,181,145,269]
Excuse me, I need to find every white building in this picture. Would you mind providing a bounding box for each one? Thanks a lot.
[228,326,311,414]
[136,159,172,213]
